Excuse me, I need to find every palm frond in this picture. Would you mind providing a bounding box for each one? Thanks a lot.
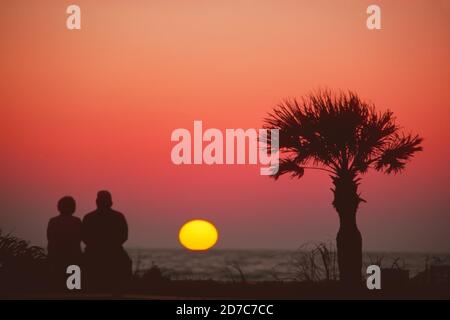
[271,158,305,180]
[263,89,423,178]
[374,134,423,174]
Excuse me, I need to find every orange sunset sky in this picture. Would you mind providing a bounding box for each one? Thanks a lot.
[1,0,449,251]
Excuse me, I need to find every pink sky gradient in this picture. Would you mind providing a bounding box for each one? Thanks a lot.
[1,0,449,251]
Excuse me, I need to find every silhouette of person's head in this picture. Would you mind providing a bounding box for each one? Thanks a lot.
[96,190,113,210]
[57,196,76,215]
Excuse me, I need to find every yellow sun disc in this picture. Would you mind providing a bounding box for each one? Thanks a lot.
[179,219,219,251]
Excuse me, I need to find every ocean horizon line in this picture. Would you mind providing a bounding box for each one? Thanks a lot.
[125,247,450,255]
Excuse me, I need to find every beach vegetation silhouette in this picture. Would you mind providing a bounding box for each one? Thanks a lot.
[263,89,423,288]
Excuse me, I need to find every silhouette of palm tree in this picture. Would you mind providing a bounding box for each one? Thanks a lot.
[263,90,423,288]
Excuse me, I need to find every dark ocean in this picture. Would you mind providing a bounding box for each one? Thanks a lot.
[128,249,450,281]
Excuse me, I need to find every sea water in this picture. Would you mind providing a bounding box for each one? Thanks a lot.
[128,248,450,281]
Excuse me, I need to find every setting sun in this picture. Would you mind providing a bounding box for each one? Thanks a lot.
[179,219,219,251]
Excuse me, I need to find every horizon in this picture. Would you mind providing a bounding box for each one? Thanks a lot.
[125,247,450,254]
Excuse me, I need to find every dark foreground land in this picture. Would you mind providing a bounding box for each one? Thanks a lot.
[1,231,449,300]
[2,279,450,300]
[133,280,450,300]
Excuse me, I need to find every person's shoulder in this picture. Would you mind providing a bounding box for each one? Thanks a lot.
[48,216,59,224]
[110,209,126,219]
[82,210,97,221]
[69,215,82,224]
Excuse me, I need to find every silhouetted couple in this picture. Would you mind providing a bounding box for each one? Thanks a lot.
[47,191,132,293]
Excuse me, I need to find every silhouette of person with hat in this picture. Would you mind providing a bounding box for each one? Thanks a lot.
[82,190,132,293]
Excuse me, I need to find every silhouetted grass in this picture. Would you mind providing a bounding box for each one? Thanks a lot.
[290,242,339,282]
[0,230,50,295]
[0,230,46,260]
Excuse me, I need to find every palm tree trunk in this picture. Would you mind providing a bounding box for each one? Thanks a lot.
[332,172,363,288]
